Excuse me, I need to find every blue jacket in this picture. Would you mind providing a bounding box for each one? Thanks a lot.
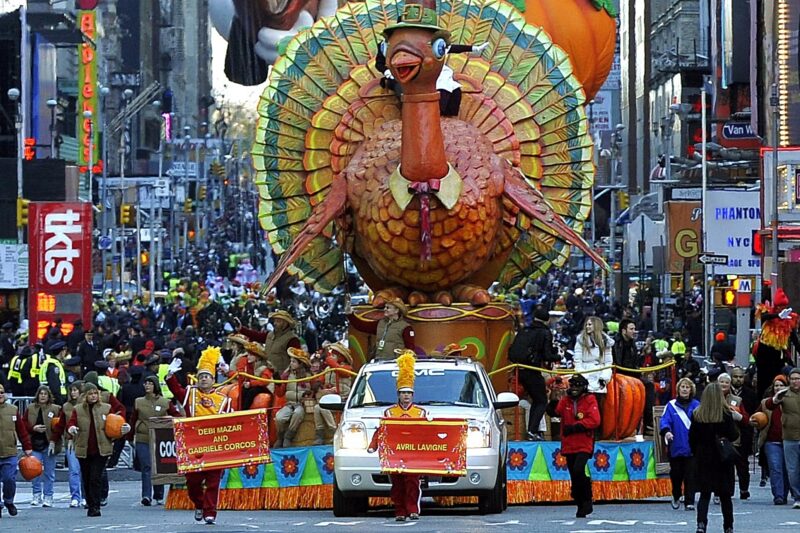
[660,398,700,458]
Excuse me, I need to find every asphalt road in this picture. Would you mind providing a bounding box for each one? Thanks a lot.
[3,476,799,532]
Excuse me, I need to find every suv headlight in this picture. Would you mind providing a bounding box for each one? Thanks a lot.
[336,421,368,450]
[466,422,490,448]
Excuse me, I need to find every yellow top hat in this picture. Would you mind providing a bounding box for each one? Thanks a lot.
[396,350,416,392]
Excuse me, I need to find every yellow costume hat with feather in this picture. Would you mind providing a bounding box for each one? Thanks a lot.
[396,350,416,392]
[197,346,221,377]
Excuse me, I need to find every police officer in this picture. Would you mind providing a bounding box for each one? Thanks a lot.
[7,346,40,397]
[0,322,15,371]
[63,355,83,386]
[39,341,68,405]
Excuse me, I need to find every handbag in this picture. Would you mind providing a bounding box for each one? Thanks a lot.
[715,436,738,464]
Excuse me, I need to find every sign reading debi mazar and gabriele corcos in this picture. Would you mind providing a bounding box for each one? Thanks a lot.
[28,202,93,343]
[173,409,272,473]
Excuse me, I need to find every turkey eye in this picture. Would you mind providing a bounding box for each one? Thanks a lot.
[432,38,447,59]
[380,41,387,56]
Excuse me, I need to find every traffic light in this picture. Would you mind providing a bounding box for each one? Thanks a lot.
[16,197,30,227]
[616,190,629,210]
[199,186,207,201]
[184,198,193,212]
[120,203,132,225]
[723,288,736,306]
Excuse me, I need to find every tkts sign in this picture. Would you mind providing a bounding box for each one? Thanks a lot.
[28,203,93,343]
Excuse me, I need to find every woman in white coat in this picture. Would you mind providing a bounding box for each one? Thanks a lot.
[573,316,614,393]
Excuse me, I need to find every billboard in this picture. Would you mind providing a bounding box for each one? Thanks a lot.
[28,202,93,342]
[704,190,761,275]
[665,201,702,273]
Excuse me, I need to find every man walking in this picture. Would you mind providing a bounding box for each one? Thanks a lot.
[0,383,33,518]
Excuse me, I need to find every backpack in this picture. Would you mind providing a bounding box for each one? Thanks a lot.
[508,327,537,365]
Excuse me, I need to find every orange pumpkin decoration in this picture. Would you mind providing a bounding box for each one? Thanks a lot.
[50,416,61,431]
[524,0,617,100]
[19,454,43,481]
[600,374,646,440]
[217,383,242,411]
[104,413,126,440]
[750,412,768,430]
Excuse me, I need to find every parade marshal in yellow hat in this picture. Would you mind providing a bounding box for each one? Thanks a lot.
[367,351,427,521]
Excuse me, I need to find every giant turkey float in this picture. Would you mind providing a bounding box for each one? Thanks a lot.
[166,0,670,510]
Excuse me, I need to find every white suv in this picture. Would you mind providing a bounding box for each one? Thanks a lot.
[320,357,519,516]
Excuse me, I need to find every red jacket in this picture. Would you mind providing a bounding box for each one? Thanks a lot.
[553,393,601,454]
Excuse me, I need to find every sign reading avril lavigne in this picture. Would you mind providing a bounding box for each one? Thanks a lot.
[173,409,271,473]
[377,418,467,475]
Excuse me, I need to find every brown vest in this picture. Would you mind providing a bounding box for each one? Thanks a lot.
[133,394,170,444]
[374,318,410,359]
[266,327,297,372]
[74,402,113,458]
[0,403,21,458]
[26,403,63,454]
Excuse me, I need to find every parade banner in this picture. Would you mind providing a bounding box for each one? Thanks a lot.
[376,418,467,475]
[173,409,271,473]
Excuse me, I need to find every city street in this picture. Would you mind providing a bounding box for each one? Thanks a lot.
[5,478,800,532]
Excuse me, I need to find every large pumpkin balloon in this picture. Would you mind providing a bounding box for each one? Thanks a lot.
[104,413,126,440]
[600,374,646,440]
[19,454,43,481]
[524,0,617,100]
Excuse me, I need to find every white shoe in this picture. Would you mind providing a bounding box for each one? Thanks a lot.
[70,499,80,508]
[31,494,42,506]
[43,495,53,507]
[793,501,800,509]
[154,499,163,506]
[204,516,216,524]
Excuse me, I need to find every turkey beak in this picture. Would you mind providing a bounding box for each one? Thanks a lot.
[390,50,422,83]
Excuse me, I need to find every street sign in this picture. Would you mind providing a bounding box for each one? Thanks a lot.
[698,253,729,265]
[154,179,170,198]
[737,279,752,293]
[98,236,113,250]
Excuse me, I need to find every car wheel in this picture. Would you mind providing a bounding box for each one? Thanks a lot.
[478,461,505,515]
[333,480,368,517]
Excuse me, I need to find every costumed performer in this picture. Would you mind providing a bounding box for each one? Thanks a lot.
[165,346,232,525]
[755,288,800,399]
[368,350,428,521]
[347,297,415,360]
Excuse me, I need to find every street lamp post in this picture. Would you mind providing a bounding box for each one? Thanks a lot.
[47,99,58,158]
[99,86,110,293]
[771,83,780,297]
[8,88,25,321]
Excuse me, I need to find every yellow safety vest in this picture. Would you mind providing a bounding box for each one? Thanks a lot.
[97,375,120,395]
[157,364,173,399]
[39,356,68,397]
[7,355,38,383]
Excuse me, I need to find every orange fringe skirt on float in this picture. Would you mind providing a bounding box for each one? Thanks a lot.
[165,479,671,510]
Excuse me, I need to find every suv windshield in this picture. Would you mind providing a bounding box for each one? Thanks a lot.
[348,368,489,409]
